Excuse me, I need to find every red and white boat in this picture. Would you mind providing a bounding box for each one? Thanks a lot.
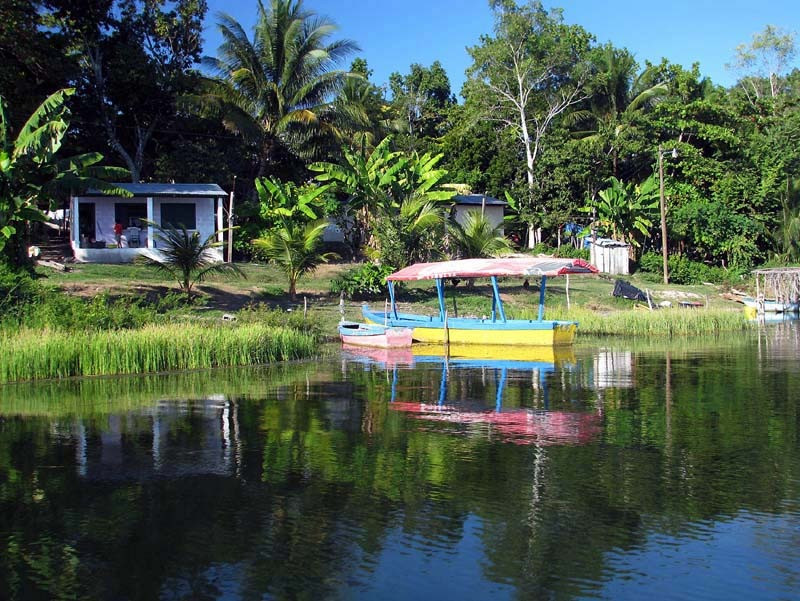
[338,322,413,349]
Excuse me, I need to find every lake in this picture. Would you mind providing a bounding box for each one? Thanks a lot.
[1,324,798,600]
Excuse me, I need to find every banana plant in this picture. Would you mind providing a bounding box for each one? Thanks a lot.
[1,89,129,263]
[580,175,659,247]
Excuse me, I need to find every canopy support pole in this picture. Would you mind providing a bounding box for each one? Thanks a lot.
[490,276,506,322]
[538,275,547,321]
[436,278,446,321]
[388,281,398,319]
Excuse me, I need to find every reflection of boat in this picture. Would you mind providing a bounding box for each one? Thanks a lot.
[362,257,598,346]
[338,322,412,348]
[390,402,602,446]
[342,342,600,446]
[742,297,800,314]
[411,343,575,367]
[340,345,415,367]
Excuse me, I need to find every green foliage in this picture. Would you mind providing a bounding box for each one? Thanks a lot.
[671,198,760,267]
[529,243,589,260]
[0,89,128,264]
[0,282,184,333]
[193,0,360,175]
[141,221,245,301]
[581,176,659,246]
[311,135,453,265]
[255,177,331,229]
[252,220,337,300]
[637,251,745,285]
[330,263,394,299]
[543,306,750,336]
[0,323,318,383]
[448,211,512,259]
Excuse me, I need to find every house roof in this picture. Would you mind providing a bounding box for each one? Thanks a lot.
[452,194,507,206]
[83,183,228,198]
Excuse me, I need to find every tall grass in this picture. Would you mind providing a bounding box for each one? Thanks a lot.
[529,307,751,336]
[0,323,318,383]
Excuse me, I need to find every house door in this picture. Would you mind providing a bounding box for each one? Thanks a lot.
[78,203,95,243]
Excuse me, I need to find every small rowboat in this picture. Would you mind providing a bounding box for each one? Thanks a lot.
[741,297,800,313]
[338,322,413,349]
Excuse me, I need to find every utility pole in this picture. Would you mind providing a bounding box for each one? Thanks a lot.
[658,147,676,285]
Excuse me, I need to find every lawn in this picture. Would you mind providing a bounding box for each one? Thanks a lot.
[34,261,749,339]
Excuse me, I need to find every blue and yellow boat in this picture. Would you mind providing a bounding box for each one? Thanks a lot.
[362,257,598,346]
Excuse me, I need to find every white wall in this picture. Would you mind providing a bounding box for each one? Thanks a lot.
[73,196,222,262]
[453,205,505,233]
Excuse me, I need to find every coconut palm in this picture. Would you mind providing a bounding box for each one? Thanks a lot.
[448,211,512,259]
[191,0,360,177]
[570,45,668,176]
[142,222,245,302]
[252,220,337,300]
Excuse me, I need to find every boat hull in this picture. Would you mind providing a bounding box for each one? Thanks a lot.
[338,322,413,349]
[742,298,800,313]
[362,306,577,346]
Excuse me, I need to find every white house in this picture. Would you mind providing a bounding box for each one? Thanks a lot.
[70,183,228,263]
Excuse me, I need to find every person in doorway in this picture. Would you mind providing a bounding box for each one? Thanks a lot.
[113,221,123,247]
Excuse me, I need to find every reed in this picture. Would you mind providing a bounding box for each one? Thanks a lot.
[0,323,318,383]
[529,307,752,336]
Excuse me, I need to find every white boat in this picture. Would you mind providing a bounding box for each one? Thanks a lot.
[741,297,800,313]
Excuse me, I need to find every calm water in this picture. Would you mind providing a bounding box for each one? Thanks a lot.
[1,325,799,600]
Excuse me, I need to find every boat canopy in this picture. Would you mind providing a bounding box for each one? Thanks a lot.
[386,257,598,281]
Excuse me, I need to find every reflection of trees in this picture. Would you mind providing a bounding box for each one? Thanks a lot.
[0,338,799,598]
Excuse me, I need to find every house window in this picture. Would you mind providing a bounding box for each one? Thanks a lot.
[161,203,196,229]
[115,203,147,228]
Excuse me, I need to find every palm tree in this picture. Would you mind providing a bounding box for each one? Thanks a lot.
[571,45,668,176]
[252,220,337,300]
[191,0,360,178]
[448,211,512,259]
[142,222,245,302]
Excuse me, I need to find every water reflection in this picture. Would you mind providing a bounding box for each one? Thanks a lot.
[0,325,798,600]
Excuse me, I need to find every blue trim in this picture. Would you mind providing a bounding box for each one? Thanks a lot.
[438,362,448,406]
[388,281,398,319]
[361,305,575,331]
[491,276,506,322]
[495,367,507,412]
[436,278,446,320]
[538,276,547,321]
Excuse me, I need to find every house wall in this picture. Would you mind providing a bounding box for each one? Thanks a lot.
[73,196,222,263]
[453,205,505,233]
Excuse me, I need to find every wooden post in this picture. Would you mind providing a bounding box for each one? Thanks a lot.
[565,274,570,310]
[443,309,450,347]
[303,296,307,321]
[227,176,236,262]
[646,289,653,311]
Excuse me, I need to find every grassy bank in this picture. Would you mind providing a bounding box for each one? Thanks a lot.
[0,323,318,383]
[542,306,751,336]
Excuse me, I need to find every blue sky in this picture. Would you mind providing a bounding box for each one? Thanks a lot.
[203,0,800,96]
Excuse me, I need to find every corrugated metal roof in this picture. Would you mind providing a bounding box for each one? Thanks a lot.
[83,183,228,197]
[452,194,507,206]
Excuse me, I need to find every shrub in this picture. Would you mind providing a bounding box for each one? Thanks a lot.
[330,263,395,299]
[636,252,742,285]
[553,245,589,260]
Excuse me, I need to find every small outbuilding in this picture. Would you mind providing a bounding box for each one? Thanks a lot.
[589,238,630,275]
[451,193,507,233]
[70,183,228,263]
